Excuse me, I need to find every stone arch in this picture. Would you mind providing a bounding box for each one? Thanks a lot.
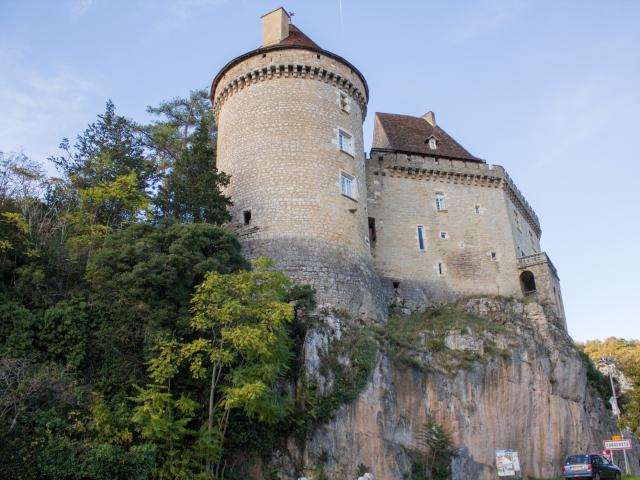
[520,270,536,294]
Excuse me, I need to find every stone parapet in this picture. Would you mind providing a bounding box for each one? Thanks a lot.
[369,149,541,236]
[517,252,558,279]
[213,63,367,122]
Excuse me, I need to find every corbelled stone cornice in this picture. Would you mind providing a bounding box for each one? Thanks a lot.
[370,150,541,236]
[213,64,368,122]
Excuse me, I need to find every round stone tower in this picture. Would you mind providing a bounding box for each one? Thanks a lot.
[211,8,383,319]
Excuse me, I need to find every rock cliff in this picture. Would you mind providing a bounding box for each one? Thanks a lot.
[273,297,639,479]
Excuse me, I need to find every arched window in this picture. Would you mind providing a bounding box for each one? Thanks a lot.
[520,271,536,294]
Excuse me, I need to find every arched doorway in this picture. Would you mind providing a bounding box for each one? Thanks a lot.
[520,271,536,294]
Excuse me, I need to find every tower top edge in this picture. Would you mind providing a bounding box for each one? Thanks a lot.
[210,44,369,105]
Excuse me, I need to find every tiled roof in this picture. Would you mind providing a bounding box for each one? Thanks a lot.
[277,24,320,49]
[374,112,483,162]
[211,22,369,102]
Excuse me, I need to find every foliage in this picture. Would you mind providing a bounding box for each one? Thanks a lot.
[316,326,377,423]
[51,99,157,193]
[0,91,319,479]
[132,258,301,478]
[578,338,640,434]
[155,119,231,224]
[404,419,456,480]
[85,221,247,395]
[376,303,510,373]
[143,88,214,167]
[575,349,611,407]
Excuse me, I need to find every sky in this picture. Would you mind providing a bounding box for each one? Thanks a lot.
[1,0,639,342]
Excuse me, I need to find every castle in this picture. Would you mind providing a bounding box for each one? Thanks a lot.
[211,7,566,327]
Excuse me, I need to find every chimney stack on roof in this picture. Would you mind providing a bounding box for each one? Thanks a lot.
[261,7,290,47]
[423,111,436,127]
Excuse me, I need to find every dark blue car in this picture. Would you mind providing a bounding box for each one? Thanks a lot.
[561,454,621,479]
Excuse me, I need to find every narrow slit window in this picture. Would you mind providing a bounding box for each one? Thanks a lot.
[243,210,252,225]
[438,262,443,275]
[368,217,377,242]
[435,193,446,211]
[475,205,481,214]
[340,172,355,198]
[417,225,426,251]
[491,251,497,260]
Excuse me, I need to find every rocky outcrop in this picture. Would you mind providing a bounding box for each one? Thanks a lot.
[275,298,639,479]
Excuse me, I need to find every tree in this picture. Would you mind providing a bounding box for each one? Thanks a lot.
[134,258,296,478]
[143,88,214,168]
[579,338,640,435]
[85,222,248,394]
[155,119,231,224]
[0,151,45,212]
[51,100,157,193]
[0,357,72,434]
[0,153,49,290]
[410,419,457,480]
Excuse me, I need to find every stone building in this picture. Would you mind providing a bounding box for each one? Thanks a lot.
[210,7,565,326]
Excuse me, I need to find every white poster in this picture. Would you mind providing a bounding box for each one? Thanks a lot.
[496,450,521,477]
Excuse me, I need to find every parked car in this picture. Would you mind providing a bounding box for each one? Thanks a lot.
[561,453,621,479]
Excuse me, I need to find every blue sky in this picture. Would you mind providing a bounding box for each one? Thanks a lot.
[1,0,639,342]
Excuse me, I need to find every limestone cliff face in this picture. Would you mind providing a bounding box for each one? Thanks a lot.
[275,298,639,479]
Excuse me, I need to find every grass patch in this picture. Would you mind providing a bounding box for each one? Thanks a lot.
[375,303,513,374]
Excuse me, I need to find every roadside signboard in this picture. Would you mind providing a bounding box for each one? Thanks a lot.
[496,450,521,477]
[611,435,622,441]
[603,439,632,450]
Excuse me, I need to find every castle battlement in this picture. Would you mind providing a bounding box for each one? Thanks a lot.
[213,62,368,121]
[369,149,541,235]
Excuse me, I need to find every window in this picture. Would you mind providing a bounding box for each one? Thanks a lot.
[340,172,355,198]
[428,137,437,150]
[417,225,426,251]
[338,129,353,154]
[514,209,521,231]
[475,205,481,214]
[392,281,400,289]
[338,91,349,112]
[491,251,497,260]
[439,231,448,239]
[368,217,377,243]
[435,193,446,211]
[243,210,252,225]
[529,230,537,252]
[438,262,444,275]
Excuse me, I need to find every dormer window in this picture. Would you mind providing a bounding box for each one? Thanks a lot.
[427,136,437,150]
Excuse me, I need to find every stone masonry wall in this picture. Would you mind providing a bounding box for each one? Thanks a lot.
[366,151,540,307]
[213,48,384,319]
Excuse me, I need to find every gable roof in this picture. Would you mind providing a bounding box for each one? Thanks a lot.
[373,112,483,162]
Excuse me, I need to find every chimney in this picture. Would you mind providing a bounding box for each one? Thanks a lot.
[261,7,290,47]
[423,111,436,127]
